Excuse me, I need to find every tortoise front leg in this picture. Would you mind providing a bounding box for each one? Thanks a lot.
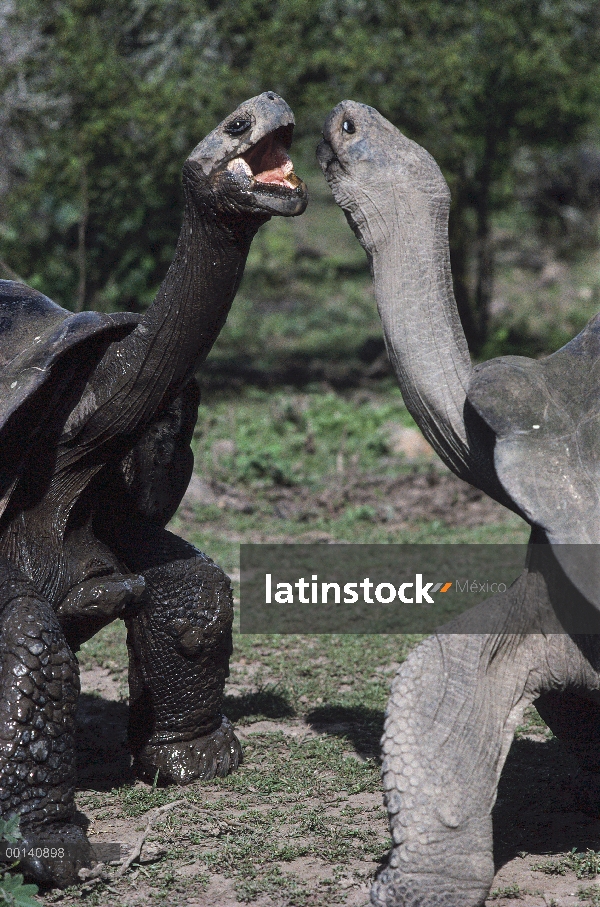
[372,571,600,907]
[57,572,146,652]
[0,561,92,886]
[112,523,241,784]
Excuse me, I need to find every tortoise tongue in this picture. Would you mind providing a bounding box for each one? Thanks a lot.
[254,155,294,186]
[243,134,297,188]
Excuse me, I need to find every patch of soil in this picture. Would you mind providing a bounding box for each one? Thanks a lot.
[300,469,510,528]
[70,664,600,907]
[234,719,318,741]
[191,875,241,906]
[182,468,513,533]
[182,474,256,515]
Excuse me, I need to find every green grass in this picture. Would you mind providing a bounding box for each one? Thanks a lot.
[488,883,524,900]
[579,884,600,905]
[532,849,600,880]
[514,706,554,740]
[78,620,130,672]
[192,385,414,489]
[170,384,529,553]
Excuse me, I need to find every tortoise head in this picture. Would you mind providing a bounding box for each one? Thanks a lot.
[317,100,449,256]
[184,92,308,220]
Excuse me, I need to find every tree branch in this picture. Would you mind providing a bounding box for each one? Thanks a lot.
[115,798,185,877]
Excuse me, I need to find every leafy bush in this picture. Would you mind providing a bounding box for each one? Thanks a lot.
[533,848,600,879]
[0,817,39,907]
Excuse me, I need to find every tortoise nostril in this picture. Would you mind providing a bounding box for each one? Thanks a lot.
[266,92,276,100]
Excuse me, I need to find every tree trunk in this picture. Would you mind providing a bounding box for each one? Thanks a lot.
[473,146,494,352]
[448,143,496,357]
[448,190,479,352]
[75,161,88,313]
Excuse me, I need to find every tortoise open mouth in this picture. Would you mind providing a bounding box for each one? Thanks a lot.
[226,125,303,194]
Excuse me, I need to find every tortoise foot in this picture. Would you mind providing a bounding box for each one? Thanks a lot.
[18,822,93,888]
[133,716,242,785]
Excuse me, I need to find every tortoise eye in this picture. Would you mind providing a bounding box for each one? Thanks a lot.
[225,118,252,136]
[342,119,355,135]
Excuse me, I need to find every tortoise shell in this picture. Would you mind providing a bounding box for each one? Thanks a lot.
[468,311,600,607]
[0,280,137,518]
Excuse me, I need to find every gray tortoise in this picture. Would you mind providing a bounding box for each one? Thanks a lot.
[0,91,307,886]
[319,101,600,907]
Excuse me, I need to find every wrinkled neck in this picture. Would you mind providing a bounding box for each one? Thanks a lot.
[139,185,256,392]
[369,186,475,480]
[64,187,260,449]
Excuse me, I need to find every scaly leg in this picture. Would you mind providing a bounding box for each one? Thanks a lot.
[0,560,91,886]
[110,522,241,784]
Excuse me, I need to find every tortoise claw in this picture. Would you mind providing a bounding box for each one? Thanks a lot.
[133,716,242,785]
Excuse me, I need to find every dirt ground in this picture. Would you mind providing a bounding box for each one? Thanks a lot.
[71,663,381,907]
[71,663,600,907]
[181,461,515,537]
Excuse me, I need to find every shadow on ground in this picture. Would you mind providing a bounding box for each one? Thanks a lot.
[493,736,600,870]
[223,687,296,724]
[74,687,600,883]
[75,693,133,790]
[306,704,384,761]
[75,688,296,791]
